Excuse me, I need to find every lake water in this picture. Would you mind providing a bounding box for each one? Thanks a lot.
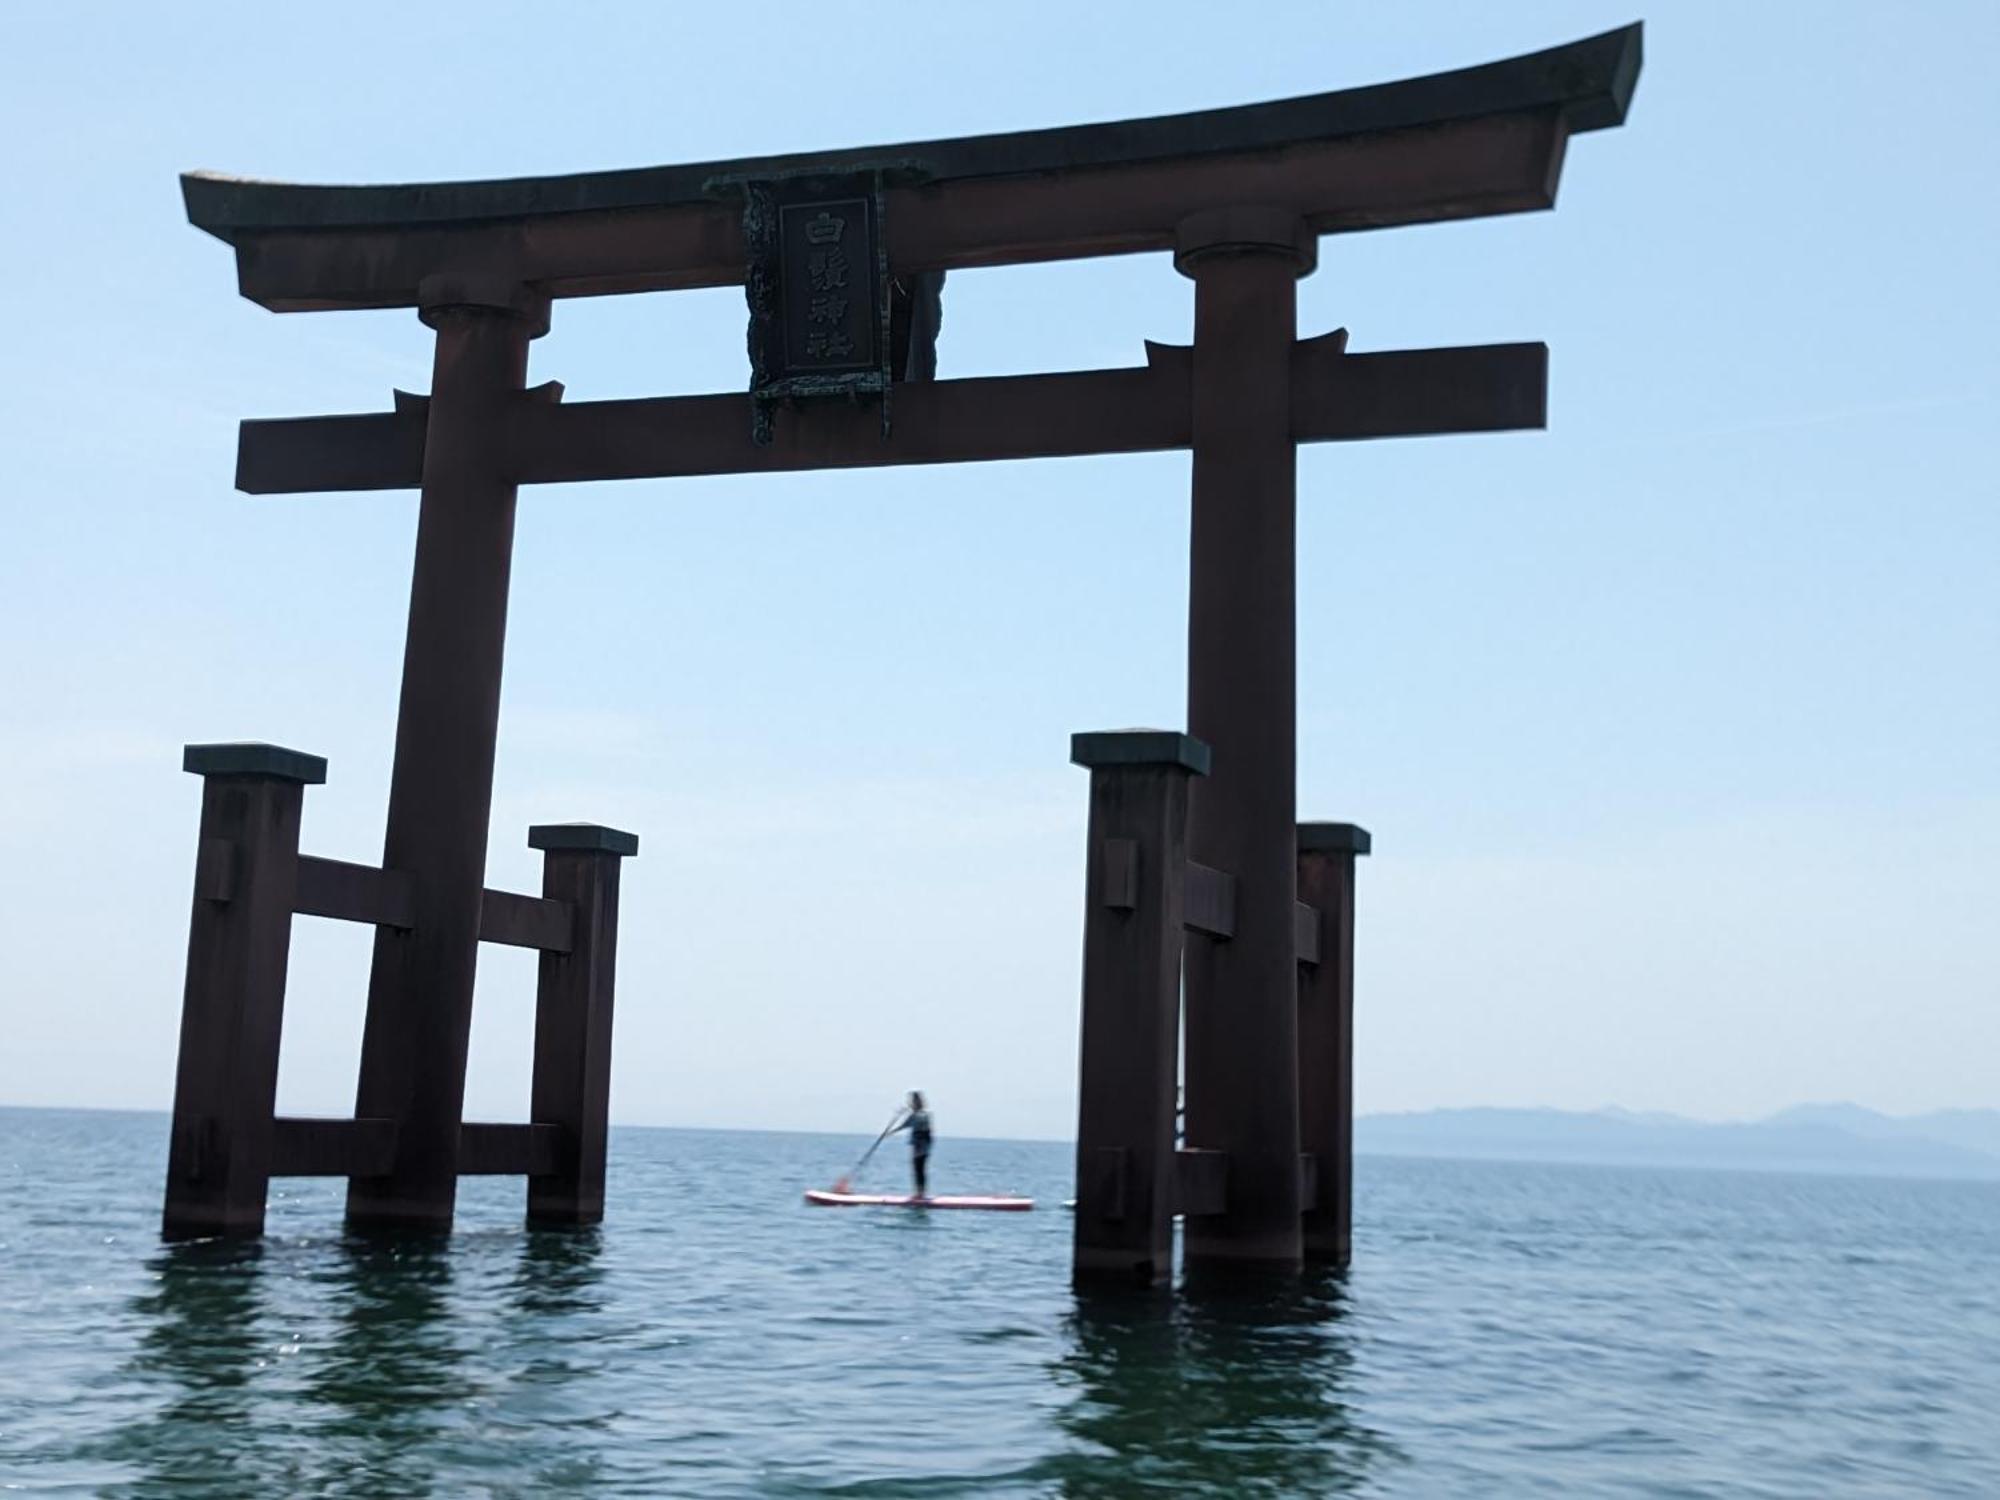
[4,1108,1999,1496]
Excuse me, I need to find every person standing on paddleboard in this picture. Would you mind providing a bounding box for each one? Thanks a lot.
[893,1091,932,1198]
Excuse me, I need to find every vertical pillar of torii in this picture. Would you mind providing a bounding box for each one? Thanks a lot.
[1297,822,1370,1265]
[1177,209,1316,1270]
[347,277,547,1231]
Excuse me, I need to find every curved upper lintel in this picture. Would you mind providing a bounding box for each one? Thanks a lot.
[182,24,1640,245]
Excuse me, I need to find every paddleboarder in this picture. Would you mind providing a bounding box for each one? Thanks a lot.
[892,1090,933,1198]
[808,1096,1028,1209]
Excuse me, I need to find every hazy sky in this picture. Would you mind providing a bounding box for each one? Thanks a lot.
[1,1,1993,1140]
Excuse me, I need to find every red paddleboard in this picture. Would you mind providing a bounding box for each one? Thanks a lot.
[805,1189,1033,1211]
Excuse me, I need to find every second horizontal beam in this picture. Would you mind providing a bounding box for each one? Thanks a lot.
[236,341,1546,494]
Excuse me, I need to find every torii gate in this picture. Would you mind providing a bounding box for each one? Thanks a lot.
[163,25,1641,1280]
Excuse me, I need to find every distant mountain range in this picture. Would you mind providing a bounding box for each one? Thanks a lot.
[1354,1104,2000,1181]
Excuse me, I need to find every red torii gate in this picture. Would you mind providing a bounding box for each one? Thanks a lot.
[164,24,1641,1280]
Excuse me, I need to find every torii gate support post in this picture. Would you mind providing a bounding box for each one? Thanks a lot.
[1069,730,1209,1286]
[163,743,325,1240]
[527,823,638,1227]
[1296,822,1370,1266]
[1178,209,1315,1271]
[348,279,547,1232]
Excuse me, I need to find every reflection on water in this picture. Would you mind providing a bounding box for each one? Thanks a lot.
[101,1220,1390,1497]
[79,1145,1395,1497]
[511,1223,607,1318]
[99,1227,612,1498]
[14,1118,1999,1496]
[495,1227,617,1491]
[304,1234,470,1495]
[1047,1269,1398,1496]
[107,1240,275,1495]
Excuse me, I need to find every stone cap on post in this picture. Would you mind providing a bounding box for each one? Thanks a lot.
[183,742,327,784]
[1070,729,1212,777]
[1298,822,1372,857]
[528,823,639,858]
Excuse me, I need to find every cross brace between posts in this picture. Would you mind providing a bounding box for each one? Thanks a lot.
[161,744,637,1241]
[1068,731,1369,1283]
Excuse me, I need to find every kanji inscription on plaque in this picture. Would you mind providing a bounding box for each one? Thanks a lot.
[738,170,890,423]
[781,201,875,371]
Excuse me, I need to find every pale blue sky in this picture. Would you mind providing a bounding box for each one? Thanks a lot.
[1,1,1993,1139]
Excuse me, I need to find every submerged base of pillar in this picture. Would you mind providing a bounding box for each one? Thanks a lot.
[1176,1224,1304,1272]
[1073,1246,1173,1287]
[526,1193,605,1228]
[160,1204,268,1242]
[1178,1251,1307,1291]
[1303,1233,1352,1267]
[343,1190,458,1235]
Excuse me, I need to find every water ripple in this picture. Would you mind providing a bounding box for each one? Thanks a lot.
[2,1111,1998,1496]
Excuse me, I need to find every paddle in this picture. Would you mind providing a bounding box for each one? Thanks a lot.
[831,1105,907,1193]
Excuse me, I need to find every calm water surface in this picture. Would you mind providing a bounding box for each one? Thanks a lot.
[3,1109,1999,1496]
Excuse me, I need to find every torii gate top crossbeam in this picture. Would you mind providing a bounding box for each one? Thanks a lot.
[181,25,1639,312]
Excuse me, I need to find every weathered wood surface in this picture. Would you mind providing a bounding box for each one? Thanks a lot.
[1183,861,1239,941]
[479,887,573,954]
[461,1122,563,1177]
[347,305,535,1233]
[1297,824,1370,1265]
[1179,223,1307,1271]
[1173,1148,1230,1219]
[1070,732,1206,1285]
[163,748,320,1241]
[294,856,415,929]
[526,828,633,1225]
[271,1116,399,1177]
